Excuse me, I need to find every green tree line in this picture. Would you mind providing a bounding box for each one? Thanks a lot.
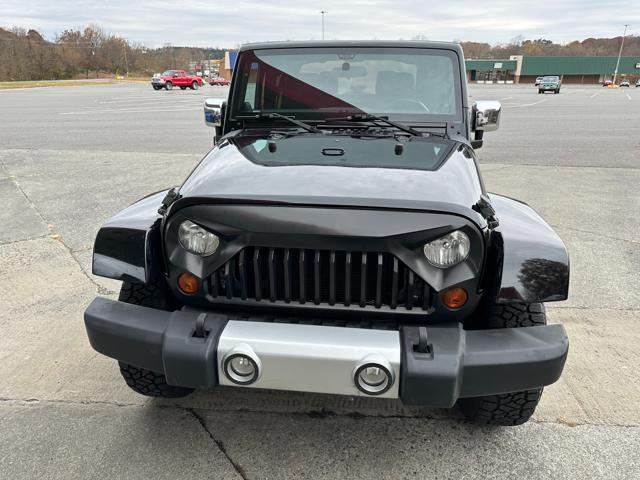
[0,25,226,81]
[2,25,638,81]
[460,35,640,59]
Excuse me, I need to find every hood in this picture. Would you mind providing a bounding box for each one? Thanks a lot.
[177,133,486,226]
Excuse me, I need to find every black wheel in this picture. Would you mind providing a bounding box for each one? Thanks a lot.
[191,81,199,90]
[555,89,560,94]
[180,86,187,90]
[165,81,173,90]
[538,90,543,94]
[152,85,161,91]
[457,303,546,426]
[117,279,193,398]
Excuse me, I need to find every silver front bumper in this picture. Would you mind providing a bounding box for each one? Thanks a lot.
[217,321,400,398]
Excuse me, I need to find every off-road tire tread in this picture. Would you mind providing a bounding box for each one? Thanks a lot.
[459,302,546,426]
[119,362,194,398]
[117,279,190,397]
[460,389,544,426]
[487,302,546,328]
[118,280,177,310]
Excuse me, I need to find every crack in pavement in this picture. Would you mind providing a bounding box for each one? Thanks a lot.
[552,224,639,245]
[0,158,115,296]
[0,234,49,246]
[188,408,249,480]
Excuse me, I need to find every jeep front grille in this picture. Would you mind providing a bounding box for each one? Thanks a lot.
[206,247,434,312]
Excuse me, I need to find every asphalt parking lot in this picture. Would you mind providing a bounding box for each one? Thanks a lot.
[1,82,639,479]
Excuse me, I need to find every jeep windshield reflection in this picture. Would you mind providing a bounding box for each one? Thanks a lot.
[230,47,462,123]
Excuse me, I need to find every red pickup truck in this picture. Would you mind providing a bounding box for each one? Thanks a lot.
[151,70,203,90]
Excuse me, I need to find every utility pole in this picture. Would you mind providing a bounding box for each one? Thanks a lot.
[123,40,129,77]
[613,24,630,84]
[320,11,328,40]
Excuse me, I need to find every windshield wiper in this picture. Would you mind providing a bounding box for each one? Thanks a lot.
[325,113,421,137]
[236,112,322,134]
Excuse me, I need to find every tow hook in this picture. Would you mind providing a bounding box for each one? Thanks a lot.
[413,326,433,356]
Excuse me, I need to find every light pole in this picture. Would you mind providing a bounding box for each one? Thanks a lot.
[320,11,328,40]
[612,24,630,84]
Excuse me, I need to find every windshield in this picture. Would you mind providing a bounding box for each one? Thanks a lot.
[230,47,462,123]
[542,76,559,81]
[162,70,177,76]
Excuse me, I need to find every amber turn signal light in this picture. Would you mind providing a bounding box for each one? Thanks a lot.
[441,287,468,309]
[177,272,199,295]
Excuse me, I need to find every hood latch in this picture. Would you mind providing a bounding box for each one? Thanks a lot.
[473,194,499,229]
[158,187,180,215]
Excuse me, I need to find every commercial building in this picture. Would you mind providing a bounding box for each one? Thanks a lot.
[465,55,640,84]
[219,51,238,81]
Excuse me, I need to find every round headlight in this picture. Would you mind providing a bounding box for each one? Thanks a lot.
[178,220,219,256]
[423,230,470,268]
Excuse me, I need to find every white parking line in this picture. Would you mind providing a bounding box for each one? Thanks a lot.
[59,107,198,115]
[503,98,549,108]
[499,96,513,101]
[98,98,201,105]
[626,93,632,100]
[590,91,600,99]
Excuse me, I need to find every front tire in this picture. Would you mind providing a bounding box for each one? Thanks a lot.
[191,81,199,90]
[152,85,161,90]
[119,362,194,398]
[165,81,173,90]
[117,280,193,398]
[457,303,546,426]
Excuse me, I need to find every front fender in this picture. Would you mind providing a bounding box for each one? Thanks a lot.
[488,194,569,304]
[92,190,169,284]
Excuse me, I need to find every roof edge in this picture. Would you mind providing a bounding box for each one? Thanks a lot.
[239,40,462,52]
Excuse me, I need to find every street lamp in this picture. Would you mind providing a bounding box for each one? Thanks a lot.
[612,24,630,84]
[320,11,328,40]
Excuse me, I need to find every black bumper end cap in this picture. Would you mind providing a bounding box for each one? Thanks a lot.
[400,323,569,407]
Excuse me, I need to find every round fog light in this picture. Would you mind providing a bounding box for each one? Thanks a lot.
[353,356,394,396]
[230,356,255,377]
[222,345,261,385]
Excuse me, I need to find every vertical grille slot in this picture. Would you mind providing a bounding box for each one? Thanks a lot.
[208,247,434,312]
[283,249,292,303]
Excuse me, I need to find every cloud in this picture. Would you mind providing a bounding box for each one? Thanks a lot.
[2,0,639,47]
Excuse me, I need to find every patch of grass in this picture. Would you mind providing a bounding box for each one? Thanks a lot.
[0,80,118,90]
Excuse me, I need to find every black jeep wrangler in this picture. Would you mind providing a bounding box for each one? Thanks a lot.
[85,41,569,426]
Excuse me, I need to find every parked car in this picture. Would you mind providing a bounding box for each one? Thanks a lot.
[534,76,543,86]
[209,77,231,86]
[151,70,203,90]
[86,41,569,427]
[636,79,640,87]
[603,79,613,87]
[619,80,630,87]
[538,75,561,94]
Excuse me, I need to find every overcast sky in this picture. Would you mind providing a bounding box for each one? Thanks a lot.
[2,0,638,48]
